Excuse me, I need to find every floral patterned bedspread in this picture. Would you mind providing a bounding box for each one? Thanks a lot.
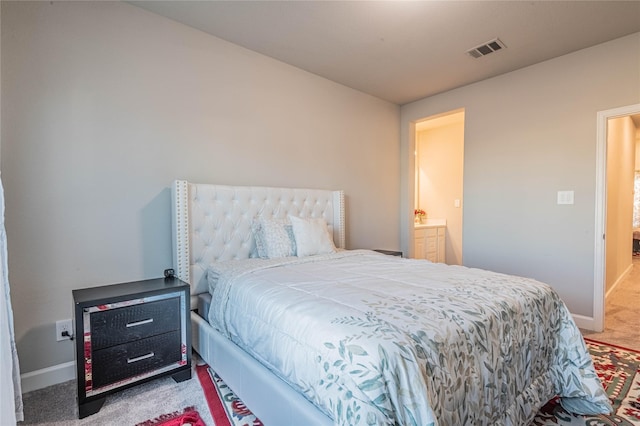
[207,250,611,426]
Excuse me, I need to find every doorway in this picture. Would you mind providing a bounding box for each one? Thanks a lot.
[414,109,465,265]
[594,103,640,332]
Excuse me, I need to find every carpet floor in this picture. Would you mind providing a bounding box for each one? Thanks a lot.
[20,359,214,425]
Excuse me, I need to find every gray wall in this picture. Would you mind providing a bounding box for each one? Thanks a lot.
[1,2,400,373]
[401,32,640,318]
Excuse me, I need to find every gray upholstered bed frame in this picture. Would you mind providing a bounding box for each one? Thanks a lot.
[171,180,345,425]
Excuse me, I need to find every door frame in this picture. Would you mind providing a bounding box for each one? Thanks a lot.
[594,103,640,332]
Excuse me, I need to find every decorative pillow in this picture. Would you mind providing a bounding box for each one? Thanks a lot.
[284,225,297,255]
[252,217,296,258]
[289,215,336,257]
[251,220,267,258]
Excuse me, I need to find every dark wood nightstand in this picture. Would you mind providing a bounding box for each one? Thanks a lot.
[373,249,403,257]
[72,277,191,419]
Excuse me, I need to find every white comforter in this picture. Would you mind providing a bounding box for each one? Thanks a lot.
[207,250,611,426]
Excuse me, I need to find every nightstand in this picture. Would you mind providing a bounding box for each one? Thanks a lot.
[373,249,403,257]
[72,277,191,419]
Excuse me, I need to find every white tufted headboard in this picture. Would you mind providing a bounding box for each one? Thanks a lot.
[171,180,346,295]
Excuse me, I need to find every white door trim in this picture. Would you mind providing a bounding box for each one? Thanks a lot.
[594,103,640,332]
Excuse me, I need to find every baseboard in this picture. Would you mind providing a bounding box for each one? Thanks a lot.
[572,313,596,331]
[605,262,633,299]
[20,360,75,393]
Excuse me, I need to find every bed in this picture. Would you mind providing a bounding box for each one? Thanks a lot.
[171,180,611,425]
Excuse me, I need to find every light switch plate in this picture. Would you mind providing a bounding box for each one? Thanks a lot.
[557,190,574,205]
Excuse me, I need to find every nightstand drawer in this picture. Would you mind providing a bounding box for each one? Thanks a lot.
[92,330,182,388]
[90,297,180,349]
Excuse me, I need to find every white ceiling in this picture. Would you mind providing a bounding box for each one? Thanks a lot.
[130,1,640,105]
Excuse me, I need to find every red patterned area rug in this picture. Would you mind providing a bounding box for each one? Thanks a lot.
[135,406,206,426]
[197,364,263,426]
[194,338,640,426]
[532,338,640,425]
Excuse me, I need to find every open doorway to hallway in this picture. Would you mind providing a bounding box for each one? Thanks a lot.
[592,104,640,337]
[605,113,640,298]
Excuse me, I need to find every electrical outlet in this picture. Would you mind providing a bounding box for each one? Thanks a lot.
[56,319,73,341]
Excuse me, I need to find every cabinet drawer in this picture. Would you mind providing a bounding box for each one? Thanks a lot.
[90,298,180,349]
[92,330,182,388]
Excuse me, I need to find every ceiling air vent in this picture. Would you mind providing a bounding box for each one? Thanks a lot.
[466,38,506,59]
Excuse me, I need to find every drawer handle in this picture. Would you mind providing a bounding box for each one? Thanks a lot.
[126,318,153,328]
[127,352,154,364]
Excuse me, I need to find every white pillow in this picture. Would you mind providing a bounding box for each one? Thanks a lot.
[253,217,296,258]
[289,216,337,257]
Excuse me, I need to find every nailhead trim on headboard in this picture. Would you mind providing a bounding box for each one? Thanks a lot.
[172,180,190,284]
[335,190,345,249]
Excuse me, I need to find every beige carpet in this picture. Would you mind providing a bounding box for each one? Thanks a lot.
[20,360,213,425]
[581,257,640,351]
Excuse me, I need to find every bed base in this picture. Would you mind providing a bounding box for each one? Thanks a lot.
[192,311,332,426]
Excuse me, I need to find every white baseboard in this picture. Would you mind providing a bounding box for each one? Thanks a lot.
[572,313,596,331]
[605,262,633,299]
[20,361,75,393]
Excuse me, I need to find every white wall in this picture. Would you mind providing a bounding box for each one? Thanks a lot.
[401,32,640,319]
[1,1,399,375]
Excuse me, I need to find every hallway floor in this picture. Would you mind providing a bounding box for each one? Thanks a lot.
[581,257,640,351]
